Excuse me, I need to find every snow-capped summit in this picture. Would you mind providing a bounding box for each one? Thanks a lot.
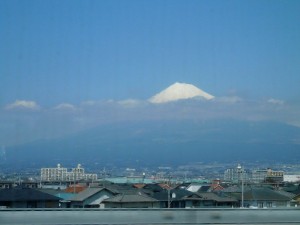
[149,82,214,104]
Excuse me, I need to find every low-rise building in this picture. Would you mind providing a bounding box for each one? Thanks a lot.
[68,187,116,208]
[227,187,293,208]
[103,194,160,208]
[0,188,61,208]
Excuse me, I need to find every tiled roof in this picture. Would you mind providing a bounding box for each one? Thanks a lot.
[198,185,210,192]
[65,185,86,193]
[183,192,237,203]
[104,183,142,195]
[242,187,293,201]
[143,183,164,192]
[69,187,114,202]
[157,183,171,190]
[199,192,237,202]
[103,194,158,203]
[55,193,75,200]
[282,184,300,195]
[276,190,296,199]
[133,184,146,189]
[0,188,61,201]
[152,189,193,201]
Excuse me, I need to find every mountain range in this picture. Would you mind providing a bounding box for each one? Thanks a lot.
[2,83,300,169]
[4,119,300,168]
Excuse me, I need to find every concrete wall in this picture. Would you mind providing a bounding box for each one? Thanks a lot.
[1,208,300,225]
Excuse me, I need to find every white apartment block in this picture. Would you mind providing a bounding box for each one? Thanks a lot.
[41,164,97,181]
[251,169,268,183]
[224,164,249,182]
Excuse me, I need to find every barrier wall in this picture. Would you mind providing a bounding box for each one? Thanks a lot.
[1,208,300,224]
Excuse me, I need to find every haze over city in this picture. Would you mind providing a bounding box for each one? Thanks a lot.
[0,0,300,168]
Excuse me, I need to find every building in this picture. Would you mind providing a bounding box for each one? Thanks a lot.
[68,187,116,208]
[103,194,160,208]
[265,169,284,183]
[251,169,284,184]
[184,192,238,208]
[41,164,68,181]
[251,169,268,183]
[0,188,61,208]
[237,187,293,208]
[41,164,97,182]
[224,164,249,183]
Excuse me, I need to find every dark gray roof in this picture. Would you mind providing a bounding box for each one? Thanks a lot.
[152,189,193,201]
[142,183,164,192]
[69,187,115,202]
[186,192,238,203]
[103,194,158,203]
[103,183,137,194]
[241,187,293,201]
[0,188,61,201]
[282,184,300,195]
[198,185,211,192]
[38,188,63,196]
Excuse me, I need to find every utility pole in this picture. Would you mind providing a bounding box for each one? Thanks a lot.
[168,188,170,208]
[237,164,244,208]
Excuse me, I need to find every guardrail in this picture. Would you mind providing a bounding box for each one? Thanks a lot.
[1,208,300,224]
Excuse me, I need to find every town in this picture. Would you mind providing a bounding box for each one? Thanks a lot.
[1,162,300,209]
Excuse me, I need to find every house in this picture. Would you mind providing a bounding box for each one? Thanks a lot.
[208,179,224,192]
[39,188,76,208]
[291,193,300,207]
[68,187,116,208]
[65,184,87,194]
[282,183,300,195]
[0,188,61,208]
[104,183,138,194]
[184,192,238,208]
[103,193,159,208]
[179,183,211,193]
[152,189,193,208]
[227,186,294,208]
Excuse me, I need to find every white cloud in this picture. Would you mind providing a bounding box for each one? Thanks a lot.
[81,99,115,107]
[213,96,243,104]
[118,99,142,107]
[53,103,77,111]
[267,98,284,105]
[5,100,40,110]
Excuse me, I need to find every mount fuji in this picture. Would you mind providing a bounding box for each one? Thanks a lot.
[149,82,214,104]
[3,82,300,170]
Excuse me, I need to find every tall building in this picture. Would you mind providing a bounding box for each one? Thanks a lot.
[251,169,268,183]
[41,164,97,182]
[224,164,249,183]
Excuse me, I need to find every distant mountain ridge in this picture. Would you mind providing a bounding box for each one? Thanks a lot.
[4,119,300,169]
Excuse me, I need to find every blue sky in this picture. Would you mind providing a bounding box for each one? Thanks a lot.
[0,0,300,146]
[1,0,300,105]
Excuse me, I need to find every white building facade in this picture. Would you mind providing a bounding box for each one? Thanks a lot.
[41,164,97,182]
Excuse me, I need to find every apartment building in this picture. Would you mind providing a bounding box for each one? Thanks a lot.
[41,164,97,182]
